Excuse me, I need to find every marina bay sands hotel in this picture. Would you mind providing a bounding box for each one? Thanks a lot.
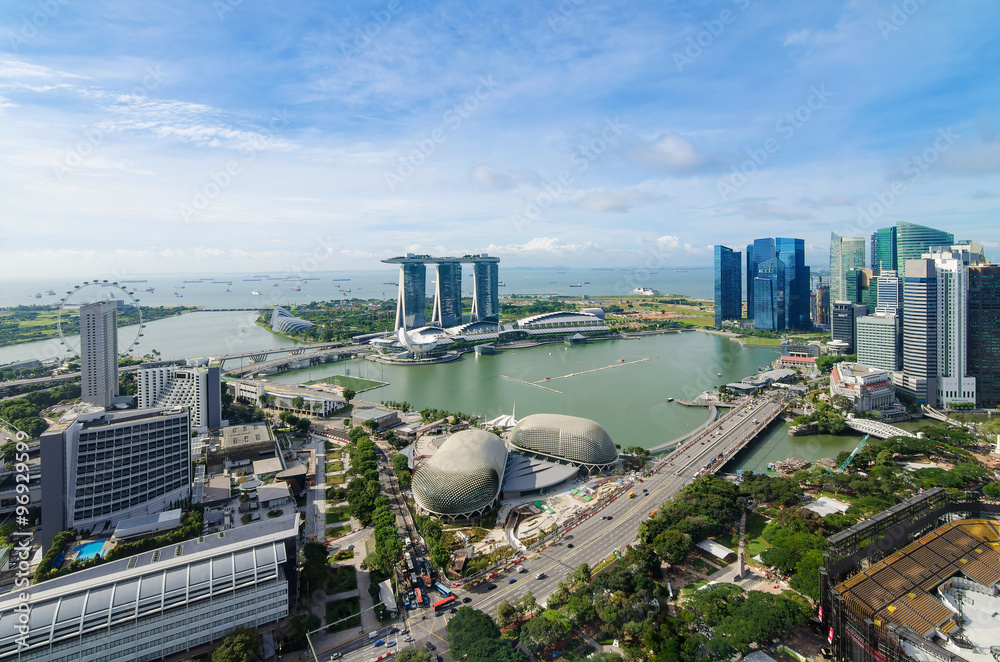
[382,254,500,330]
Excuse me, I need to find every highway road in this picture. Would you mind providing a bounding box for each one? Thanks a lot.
[320,395,785,662]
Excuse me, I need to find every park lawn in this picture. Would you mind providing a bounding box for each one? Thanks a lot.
[308,374,385,391]
[327,524,352,537]
[326,460,344,472]
[325,597,361,633]
[741,337,783,346]
[327,473,346,485]
[325,505,351,523]
[682,317,716,328]
[326,565,358,593]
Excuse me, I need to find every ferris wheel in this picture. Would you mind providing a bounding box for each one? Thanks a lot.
[57,281,144,357]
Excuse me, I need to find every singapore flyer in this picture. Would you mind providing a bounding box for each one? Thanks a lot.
[57,281,144,358]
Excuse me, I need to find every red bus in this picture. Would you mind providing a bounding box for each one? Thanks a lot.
[432,595,456,611]
[414,588,423,607]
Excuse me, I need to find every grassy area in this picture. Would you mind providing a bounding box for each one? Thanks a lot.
[325,597,361,633]
[325,505,351,524]
[328,473,346,485]
[326,460,344,472]
[681,317,716,328]
[326,565,358,593]
[740,336,783,346]
[333,548,354,561]
[327,523,352,537]
[308,374,386,391]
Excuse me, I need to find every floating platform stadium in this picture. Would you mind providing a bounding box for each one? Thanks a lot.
[820,488,1000,662]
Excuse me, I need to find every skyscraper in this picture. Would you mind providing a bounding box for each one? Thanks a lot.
[713,245,742,327]
[872,227,897,274]
[968,264,1000,408]
[432,261,463,328]
[856,314,901,372]
[753,257,784,331]
[812,282,830,326]
[776,237,811,329]
[138,359,223,433]
[79,300,119,408]
[388,259,427,330]
[40,406,191,549]
[831,301,867,354]
[927,246,976,407]
[895,221,953,276]
[471,258,500,322]
[898,258,938,403]
[875,270,903,316]
[746,238,775,315]
[829,233,867,302]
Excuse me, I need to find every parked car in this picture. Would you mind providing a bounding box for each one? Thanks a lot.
[426,642,436,651]
[508,578,517,584]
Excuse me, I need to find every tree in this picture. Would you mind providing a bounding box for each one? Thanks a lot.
[521,590,537,615]
[343,388,356,403]
[430,543,450,569]
[464,638,530,662]
[570,562,591,587]
[279,613,320,653]
[790,548,825,599]
[984,481,1000,498]
[291,396,305,410]
[653,529,693,565]
[211,627,262,662]
[394,649,433,662]
[521,609,571,654]
[446,607,501,659]
[497,599,517,627]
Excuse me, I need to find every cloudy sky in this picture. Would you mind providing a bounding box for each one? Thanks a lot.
[1,0,998,279]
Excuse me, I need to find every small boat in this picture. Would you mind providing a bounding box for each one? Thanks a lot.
[290,285,301,291]
[583,281,590,284]
[619,358,625,362]
[251,290,262,295]
[273,283,279,287]
[143,287,155,292]
[569,283,583,287]
[666,397,674,402]
[717,372,722,377]
[226,288,232,292]
[46,289,56,295]
[32,292,41,298]
[498,281,506,287]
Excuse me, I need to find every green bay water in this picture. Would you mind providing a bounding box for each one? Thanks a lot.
[268,331,785,451]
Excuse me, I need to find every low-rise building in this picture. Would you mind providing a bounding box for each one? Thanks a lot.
[830,362,897,413]
[253,457,284,480]
[256,482,292,510]
[352,406,400,431]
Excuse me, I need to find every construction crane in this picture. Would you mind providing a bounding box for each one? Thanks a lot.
[837,435,869,473]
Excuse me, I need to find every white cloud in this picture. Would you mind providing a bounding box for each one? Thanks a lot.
[574,188,648,213]
[0,59,88,80]
[628,135,706,173]
[969,189,998,199]
[484,237,599,255]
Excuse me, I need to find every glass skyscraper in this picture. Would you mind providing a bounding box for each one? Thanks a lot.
[776,237,810,330]
[968,264,1000,408]
[872,227,897,274]
[471,259,499,322]
[432,262,463,328]
[753,257,784,331]
[714,245,742,327]
[746,238,775,315]
[896,221,953,276]
[396,262,427,329]
[830,232,867,302]
[900,258,938,403]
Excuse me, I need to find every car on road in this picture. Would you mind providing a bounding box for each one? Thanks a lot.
[427,642,436,650]
[449,607,457,614]
[567,543,574,548]
[535,572,546,580]
[508,578,517,584]
[329,654,342,660]
[373,639,384,647]
[387,641,396,647]
[462,597,472,603]
[517,566,527,573]
[404,636,414,642]
[487,583,497,590]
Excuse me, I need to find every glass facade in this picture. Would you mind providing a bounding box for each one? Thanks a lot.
[872,227,897,274]
[472,260,499,322]
[968,265,1000,408]
[713,245,742,326]
[830,233,867,303]
[396,263,427,329]
[776,237,810,329]
[901,259,938,403]
[746,238,775,314]
[432,262,463,328]
[896,221,953,277]
[752,257,784,331]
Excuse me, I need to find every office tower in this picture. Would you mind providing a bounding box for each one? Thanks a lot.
[829,233,867,302]
[388,259,427,330]
[752,257,785,331]
[927,246,976,407]
[746,238,775,315]
[471,258,500,322]
[872,227,897,274]
[898,258,938,403]
[812,282,830,326]
[776,237,811,329]
[896,221,953,276]
[831,301,867,354]
[875,270,903,316]
[1,516,299,662]
[968,264,1000,408]
[432,261,463,328]
[79,300,119,408]
[844,269,877,310]
[856,314,901,372]
[714,245,742,327]
[138,359,222,433]
[40,406,191,549]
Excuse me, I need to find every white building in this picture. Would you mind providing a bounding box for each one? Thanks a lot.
[80,300,119,408]
[137,359,222,433]
[926,246,978,407]
[0,515,299,662]
[40,405,191,550]
[225,378,344,416]
[856,314,901,372]
[830,363,896,413]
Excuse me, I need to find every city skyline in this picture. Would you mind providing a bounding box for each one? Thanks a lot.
[2,1,999,280]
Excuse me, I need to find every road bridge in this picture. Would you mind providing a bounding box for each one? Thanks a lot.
[844,417,917,439]
[222,347,364,376]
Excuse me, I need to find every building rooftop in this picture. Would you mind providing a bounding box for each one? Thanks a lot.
[256,482,292,504]
[220,423,273,448]
[501,455,580,494]
[253,457,284,475]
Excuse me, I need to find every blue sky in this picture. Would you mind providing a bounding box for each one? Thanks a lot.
[1,0,998,279]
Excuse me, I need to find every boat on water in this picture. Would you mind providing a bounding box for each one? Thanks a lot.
[182,280,199,283]
[273,282,279,287]
[290,285,301,291]
[717,372,722,377]
[569,283,583,287]
[143,287,155,292]
[673,270,688,273]
[226,288,232,292]
[176,285,185,289]
[583,281,590,284]
[666,397,674,402]
[174,292,183,297]
[32,292,41,298]
[45,289,55,295]
[498,281,506,287]
[332,278,351,282]
[343,288,351,293]
[251,290,262,295]
[383,282,398,286]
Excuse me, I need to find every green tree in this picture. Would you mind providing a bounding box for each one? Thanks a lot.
[790,548,825,599]
[280,613,320,653]
[983,481,1000,498]
[394,649,433,662]
[497,599,517,627]
[653,529,693,565]
[446,607,501,659]
[343,388,356,402]
[464,638,530,662]
[211,627,262,662]
[430,544,450,569]
[521,609,571,654]
[291,396,305,410]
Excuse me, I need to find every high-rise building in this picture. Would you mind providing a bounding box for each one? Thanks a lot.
[753,257,785,331]
[387,259,427,330]
[432,261,463,328]
[831,300,867,354]
[1,515,299,662]
[968,264,1000,408]
[844,268,877,310]
[896,221,953,276]
[898,258,938,404]
[471,258,500,322]
[829,233,867,302]
[927,246,977,407]
[872,227,897,274]
[875,270,903,316]
[746,238,775,315]
[713,245,742,326]
[80,300,119,408]
[40,406,191,549]
[138,359,222,433]
[776,237,811,329]
[856,314,901,372]
[812,282,830,326]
